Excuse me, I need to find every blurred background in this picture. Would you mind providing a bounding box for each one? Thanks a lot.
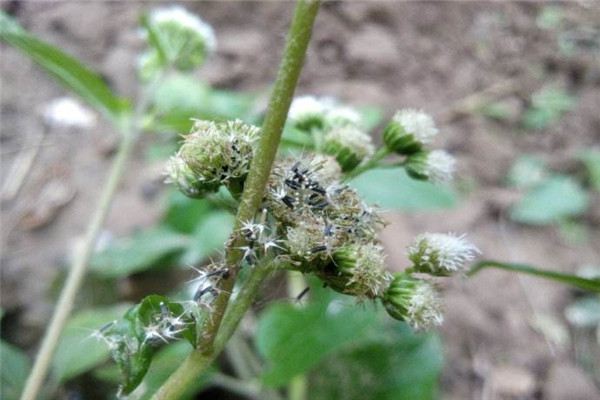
[1,1,599,399]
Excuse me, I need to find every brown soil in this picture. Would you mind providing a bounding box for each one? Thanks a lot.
[1,1,599,399]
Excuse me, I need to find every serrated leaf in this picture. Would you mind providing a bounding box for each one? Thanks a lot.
[51,304,131,383]
[310,326,443,400]
[0,12,129,126]
[90,227,189,278]
[256,286,378,387]
[1,341,30,400]
[510,175,588,225]
[350,168,457,210]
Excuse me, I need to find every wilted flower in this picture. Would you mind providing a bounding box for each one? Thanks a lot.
[42,97,96,129]
[383,109,438,154]
[408,233,480,275]
[382,273,443,330]
[405,150,456,184]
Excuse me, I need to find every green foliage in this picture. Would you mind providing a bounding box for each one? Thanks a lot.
[579,150,600,192]
[256,282,443,396]
[179,211,235,265]
[0,341,30,400]
[350,168,457,210]
[51,304,131,383]
[0,12,130,126]
[90,227,190,278]
[510,175,588,225]
[469,261,600,293]
[522,87,576,131]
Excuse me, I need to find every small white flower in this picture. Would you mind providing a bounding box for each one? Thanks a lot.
[424,150,456,184]
[408,233,480,275]
[288,96,333,125]
[392,109,438,144]
[326,105,362,127]
[406,282,444,330]
[324,125,375,161]
[150,6,216,53]
[42,97,96,129]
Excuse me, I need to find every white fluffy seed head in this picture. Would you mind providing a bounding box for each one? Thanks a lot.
[150,6,216,53]
[392,109,438,144]
[42,97,96,129]
[424,150,456,184]
[324,125,375,160]
[406,282,444,330]
[288,96,333,125]
[408,233,480,275]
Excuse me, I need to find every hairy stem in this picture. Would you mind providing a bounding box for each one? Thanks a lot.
[198,0,321,354]
[344,147,391,180]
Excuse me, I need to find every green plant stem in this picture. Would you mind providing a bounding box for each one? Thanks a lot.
[286,271,307,400]
[19,71,167,400]
[288,375,308,400]
[344,147,391,180]
[19,127,134,400]
[198,0,321,355]
[210,373,261,399]
[468,260,600,293]
[152,262,275,399]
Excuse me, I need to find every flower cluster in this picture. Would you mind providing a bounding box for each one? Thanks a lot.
[383,108,456,184]
[288,96,374,172]
[139,5,216,79]
[165,119,259,197]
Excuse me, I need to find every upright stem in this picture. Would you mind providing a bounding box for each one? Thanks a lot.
[199,0,320,354]
[152,1,320,398]
[20,125,134,400]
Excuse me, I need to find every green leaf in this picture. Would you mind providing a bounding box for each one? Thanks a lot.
[510,175,588,225]
[164,191,213,234]
[350,168,457,210]
[1,341,30,400]
[579,150,600,192]
[469,261,600,293]
[179,211,235,265]
[522,87,575,131]
[0,12,129,125]
[51,304,131,383]
[359,106,384,131]
[310,326,443,400]
[90,227,189,278]
[126,342,210,400]
[256,286,379,387]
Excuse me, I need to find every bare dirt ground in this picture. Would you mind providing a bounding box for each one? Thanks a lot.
[2,1,600,399]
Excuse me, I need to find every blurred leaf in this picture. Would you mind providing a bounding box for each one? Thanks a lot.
[479,101,515,122]
[579,149,600,192]
[350,168,457,210]
[256,286,378,387]
[310,326,442,400]
[359,106,384,131]
[179,211,235,266]
[126,342,209,400]
[565,297,600,328]
[510,175,588,225]
[52,304,131,383]
[90,227,189,278]
[0,341,30,400]
[469,260,600,293]
[522,87,575,131]
[164,191,213,234]
[0,12,129,125]
[507,155,547,189]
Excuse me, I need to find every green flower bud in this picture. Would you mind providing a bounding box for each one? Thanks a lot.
[408,233,480,276]
[405,150,455,184]
[140,6,216,78]
[383,109,438,155]
[167,119,259,197]
[323,125,374,172]
[331,243,389,298]
[382,273,443,330]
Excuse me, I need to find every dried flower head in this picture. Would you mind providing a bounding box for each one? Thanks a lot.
[383,273,443,330]
[405,150,456,184]
[408,233,480,276]
[383,109,438,154]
